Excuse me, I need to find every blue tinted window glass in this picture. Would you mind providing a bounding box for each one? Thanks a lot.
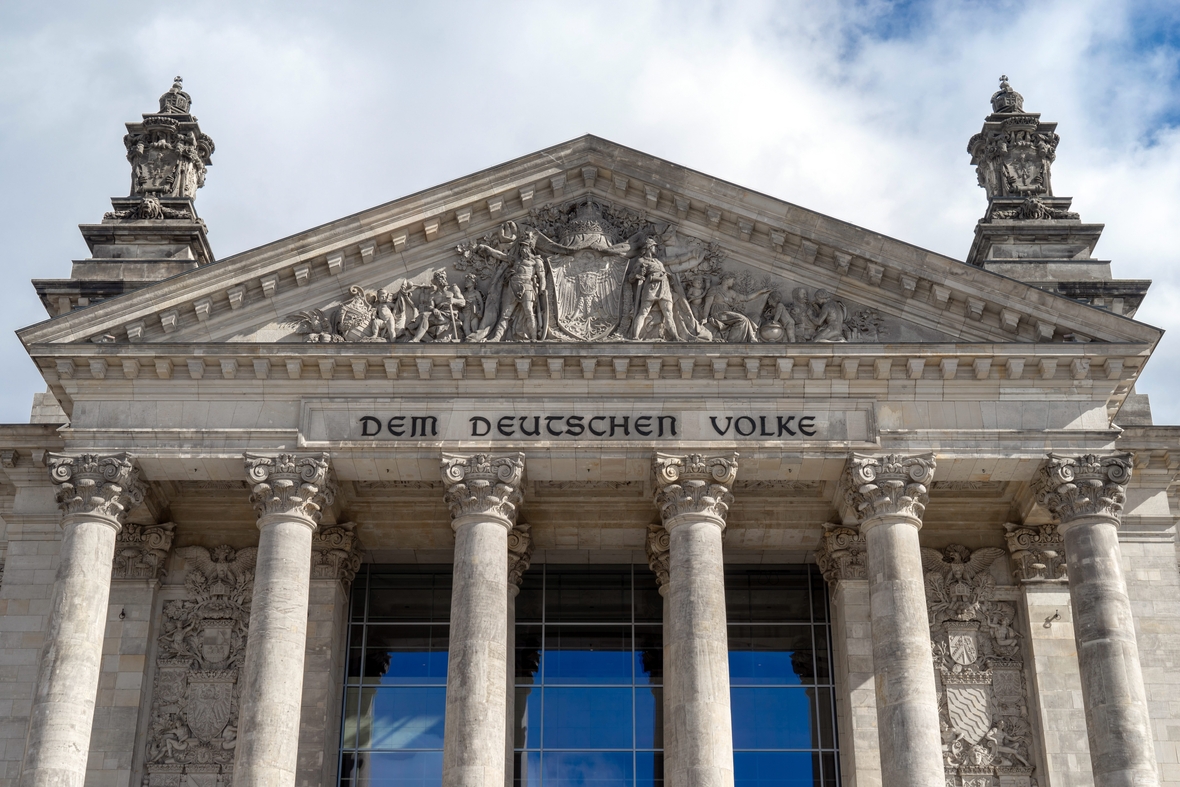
[542,751,634,787]
[543,687,633,749]
[342,751,443,787]
[731,688,817,750]
[544,626,632,685]
[734,752,817,787]
[635,688,663,750]
[360,686,447,751]
[515,751,541,787]
[635,752,664,787]
[364,625,449,685]
[545,569,631,622]
[728,626,815,686]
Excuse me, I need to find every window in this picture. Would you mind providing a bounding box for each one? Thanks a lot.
[513,565,664,787]
[727,565,838,787]
[340,566,453,787]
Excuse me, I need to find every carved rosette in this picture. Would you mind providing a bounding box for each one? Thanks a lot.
[311,522,363,586]
[922,545,1035,785]
[113,522,176,580]
[842,453,936,525]
[145,545,257,782]
[645,523,670,588]
[440,452,525,527]
[507,522,533,588]
[1033,453,1133,525]
[652,452,739,527]
[815,524,867,584]
[48,452,145,526]
[244,452,334,524]
[1003,523,1067,584]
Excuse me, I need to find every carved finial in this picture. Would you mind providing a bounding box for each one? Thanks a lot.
[1033,453,1133,525]
[990,74,1024,114]
[244,452,334,524]
[158,76,192,115]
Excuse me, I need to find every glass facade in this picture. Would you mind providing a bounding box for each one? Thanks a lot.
[340,564,837,787]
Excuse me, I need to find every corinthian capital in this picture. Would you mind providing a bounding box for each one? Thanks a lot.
[440,452,525,527]
[816,524,867,584]
[113,522,176,580]
[1034,452,1132,525]
[841,452,936,525]
[48,452,145,526]
[244,452,334,523]
[646,523,670,588]
[311,522,363,586]
[652,452,739,528]
[507,522,533,588]
[1003,522,1067,584]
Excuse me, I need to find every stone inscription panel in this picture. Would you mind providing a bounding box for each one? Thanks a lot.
[302,400,874,443]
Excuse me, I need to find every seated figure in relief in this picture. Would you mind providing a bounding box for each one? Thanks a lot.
[702,274,769,342]
[807,288,847,342]
[409,270,467,343]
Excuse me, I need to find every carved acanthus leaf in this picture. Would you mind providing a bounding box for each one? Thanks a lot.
[48,452,145,523]
[815,524,866,584]
[645,523,670,588]
[441,452,525,525]
[652,452,739,525]
[507,522,533,588]
[244,452,334,522]
[113,522,176,580]
[311,522,363,585]
[842,453,936,523]
[1033,453,1133,524]
[1003,523,1066,584]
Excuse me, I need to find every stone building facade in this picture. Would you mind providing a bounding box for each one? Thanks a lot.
[0,76,1177,787]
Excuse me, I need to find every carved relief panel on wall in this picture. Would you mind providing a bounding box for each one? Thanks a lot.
[922,545,1036,787]
[284,198,885,345]
[144,545,257,787]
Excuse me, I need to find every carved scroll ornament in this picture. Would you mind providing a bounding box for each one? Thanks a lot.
[48,452,145,524]
[1003,523,1066,584]
[1033,452,1133,525]
[507,522,533,588]
[645,523,670,588]
[244,452,334,523]
[440,452,525,526]
[652,452,739,526]
[842,453,936,524]
[311,522,363,585]
[815,524,867,584]
[113,522,176,580]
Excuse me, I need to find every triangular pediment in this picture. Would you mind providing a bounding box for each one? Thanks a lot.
[20,135,1160,354]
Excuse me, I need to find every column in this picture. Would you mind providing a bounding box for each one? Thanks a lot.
[841,453,942,787]
[21,453,145,787]
[440,452,526,787]
[298,522,362,787]
[815,525,880,787]
[646,523,676,786]
[506,522,533,787]
[652,452,738,787]
[235,452,334,787]
[1034,453,1159,787]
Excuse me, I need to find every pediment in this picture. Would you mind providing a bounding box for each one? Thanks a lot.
[21,135,1160,353]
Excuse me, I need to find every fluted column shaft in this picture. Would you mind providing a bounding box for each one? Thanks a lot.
[441,453,525,787]
[654,452,737,787]
[20,453,144,787]
[1036,453,1159,787]
[235,452,333,787]
[842,453,943,787]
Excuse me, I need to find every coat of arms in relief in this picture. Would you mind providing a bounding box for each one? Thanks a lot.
[922,545,1036,787]
[144,545,256,787]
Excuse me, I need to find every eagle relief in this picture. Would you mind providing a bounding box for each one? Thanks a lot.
[144,545,256,787]
[922,545,1036,787]
[284,198,884,344]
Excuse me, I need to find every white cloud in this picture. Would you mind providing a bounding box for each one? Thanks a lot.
[1,0,1178,420]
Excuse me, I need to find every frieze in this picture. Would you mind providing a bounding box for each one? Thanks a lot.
[145,545,257,786]
[282,198,886,345]
[922,544,1035,787]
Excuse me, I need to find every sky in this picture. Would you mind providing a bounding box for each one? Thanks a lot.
[1,0,1179,423]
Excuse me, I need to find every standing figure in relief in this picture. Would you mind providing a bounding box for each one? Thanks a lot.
[807,289,847,342]
[685,274,708,321]
[630,237,683,341]
[460,273,484,338]
[410,270,467,343]
[479,230,548,342]
[703,274,770,342]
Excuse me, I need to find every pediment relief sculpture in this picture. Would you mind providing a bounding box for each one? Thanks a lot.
[283,198,885,345]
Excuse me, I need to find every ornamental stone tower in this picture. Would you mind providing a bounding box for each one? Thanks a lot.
[965,76,1150,325]
[32,77,215,318]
